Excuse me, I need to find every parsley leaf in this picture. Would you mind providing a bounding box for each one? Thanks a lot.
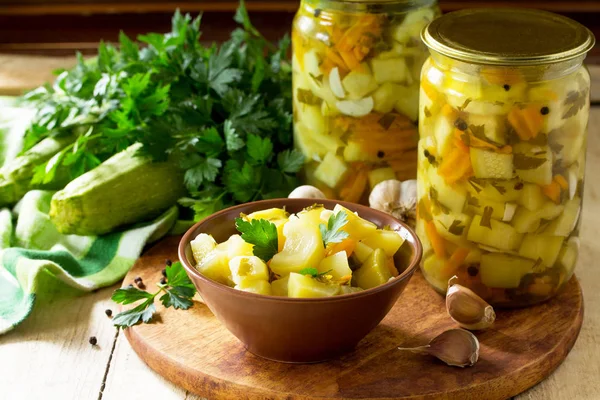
[246,134,273,165]
[111,261,196,328]
[235,217,279,262]
[277,149,304,173]
[298,268,333,278]
[319,211,350,247]
[223,119,244,151]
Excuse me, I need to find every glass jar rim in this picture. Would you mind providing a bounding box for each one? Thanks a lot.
[422,8,595,66]
[301,0,437,13]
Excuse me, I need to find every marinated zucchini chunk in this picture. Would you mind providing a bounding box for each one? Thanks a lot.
[467,215,523,251]
[518,234,564,267]
[353,248,392,289]
[229,256,270,284]
[480,253,534,289]
[235,278,272,295]
[191,233,217,265]
[270,218,325,276]
[288,273,340,298]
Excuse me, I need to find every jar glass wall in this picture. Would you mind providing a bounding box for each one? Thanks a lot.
[416,9,594,307]
[292,0,440,202]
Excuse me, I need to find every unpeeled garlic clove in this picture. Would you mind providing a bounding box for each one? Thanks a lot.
[446,276,496,330]
[288,185,326,199]
[398,329,480,368]
[369,179,417,227]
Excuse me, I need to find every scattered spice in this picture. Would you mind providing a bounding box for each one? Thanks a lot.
[105,309,112,317]
[134,276,142,283]
[377,151,385,159]
[162,268,167,277]
[160,278,167,285]
[514,182,524,190]
[89,336,98,346]
[467,266,479,277]
[454,118,468,131]
[165,259,173,267]
[314,8,322,18]
[136,281,146,289]
[540,106,550,115]
[423,149,431,158]
[503,84,511,91]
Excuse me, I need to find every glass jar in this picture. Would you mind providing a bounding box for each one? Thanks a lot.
[416,9,595,306]
[292,0,440,202]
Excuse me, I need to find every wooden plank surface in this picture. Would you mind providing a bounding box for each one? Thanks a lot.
[0,61,598,400]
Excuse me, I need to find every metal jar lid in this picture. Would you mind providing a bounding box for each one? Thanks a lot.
[421,8,595,65]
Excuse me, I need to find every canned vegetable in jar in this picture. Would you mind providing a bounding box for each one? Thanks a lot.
[292,0,440,202]
[416,9,595,306]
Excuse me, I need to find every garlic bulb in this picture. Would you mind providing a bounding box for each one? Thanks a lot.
[288,185,327,199]
[446,276,496,330]
[369,179,417,227]
[398,329,480,368]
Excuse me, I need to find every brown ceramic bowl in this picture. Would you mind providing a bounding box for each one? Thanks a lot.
[178,198,422,363]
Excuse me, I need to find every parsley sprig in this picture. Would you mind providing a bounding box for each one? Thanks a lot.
[319,212,350,247]
[298,268,333,278]
[21,0,303,222]
[111,262,196,328]
[235,217,278,262]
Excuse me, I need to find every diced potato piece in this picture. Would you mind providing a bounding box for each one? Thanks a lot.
[190,233,217,265]
[288,273,340,298]
[466,198,506,221]
[427,167,467,213]
[545,197,581,237]
[394,84,420,122]
[468,114,507,145]
[318,251,352,280]
[229,256,269,285]
[270,218,325,276]
[371,58,408,84]
[197,250,232,285]
[343,141,379,163]
[434,114,455,157]
[339,285,364,295]
[474,179,522,202]
[480,253,534,288]
[361,229,404,257]
[333,204,377,239]
[557,237,579,279]
[518,234,564,267]
[467,215,523,251]
[432,211,472,246]
[314,152,348,188]
[234,279,272,295]
[342,70,378,99]
[470,148,514,180]
[513,144,552,186]
[353,241,374,264]
[353,248,392,289]
[217,234,254,259]
[372,82,400,114]
[517,183,547,211]
[368,168,397,189]
[271,276,289,297]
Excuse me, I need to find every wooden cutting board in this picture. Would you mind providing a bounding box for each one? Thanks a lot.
[122,236,583,400]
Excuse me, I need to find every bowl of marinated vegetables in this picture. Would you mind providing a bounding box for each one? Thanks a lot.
[179,198,422,363]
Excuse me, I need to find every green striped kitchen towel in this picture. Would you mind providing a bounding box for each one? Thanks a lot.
[0,190,179,334]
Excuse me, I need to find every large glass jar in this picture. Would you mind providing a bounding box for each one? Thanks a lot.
[292,0,440,202]
[416,9,595,306]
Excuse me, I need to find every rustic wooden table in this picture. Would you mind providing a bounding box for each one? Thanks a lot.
[0,57,599,400]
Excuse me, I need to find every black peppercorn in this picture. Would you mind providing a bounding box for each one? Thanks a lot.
[314,8,322,18]
[503,84,510,91]
[105,309,112,317]
[160,278,167,285]
[540,106,550,115]
[514,182,524,190]
[423,149,430,158]
[427,155,437,165]
[134,276,142,283]
[454,118,468,131]
[136,281,146,289]
[377,151,385,158]
[467,266,479,277]
[89,336,97,346]
[165,259,172,267]
[161,268,167,277]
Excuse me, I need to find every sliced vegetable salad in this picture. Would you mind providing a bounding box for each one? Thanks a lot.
[292,1,439,203]
[190,204,406,297]
[417,56,588,305]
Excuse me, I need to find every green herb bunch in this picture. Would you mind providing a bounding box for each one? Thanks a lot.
[21,1,303,220]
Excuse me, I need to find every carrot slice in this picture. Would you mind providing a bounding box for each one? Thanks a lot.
[542,180,562,203]
[340,169,368,203]
[425,221,446,259]
[440,247,470,279]
[507,105,544,140]
[438,140,472,184]
[326,238,357,258]
[480,67,525,85]
[555,174,568,190]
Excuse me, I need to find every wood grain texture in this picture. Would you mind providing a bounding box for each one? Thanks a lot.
[0,283,119,400]
[117,237,583,400]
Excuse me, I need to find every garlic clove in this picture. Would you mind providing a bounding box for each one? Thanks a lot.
[502,203,517,222]
[329,67,346,99]
[446,276,496,330]
[369,179,417,227]
[288,185,327,199]
[398,329,480,368]
[336,97,374,117]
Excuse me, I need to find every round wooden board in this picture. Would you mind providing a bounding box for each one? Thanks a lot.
[123,236,584,400]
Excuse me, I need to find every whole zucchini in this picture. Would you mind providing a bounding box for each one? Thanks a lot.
[50,143,186,236]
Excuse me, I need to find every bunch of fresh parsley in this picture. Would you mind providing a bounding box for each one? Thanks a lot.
[111,261,197,328]
[21,0,303,220]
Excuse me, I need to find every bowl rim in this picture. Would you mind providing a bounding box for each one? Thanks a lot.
[178,198,423,303]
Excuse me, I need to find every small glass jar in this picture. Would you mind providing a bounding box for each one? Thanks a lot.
[416,9,595,306]
[292,0,440,202]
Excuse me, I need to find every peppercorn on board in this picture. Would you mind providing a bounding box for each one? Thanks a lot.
[417,59,589,306]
